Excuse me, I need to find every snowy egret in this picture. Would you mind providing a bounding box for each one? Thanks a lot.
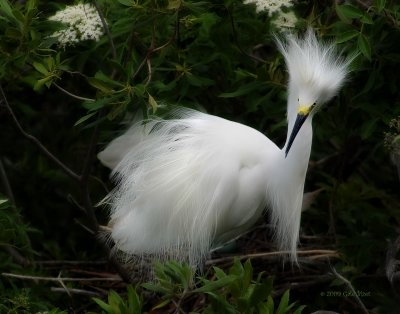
[98,29,352,267]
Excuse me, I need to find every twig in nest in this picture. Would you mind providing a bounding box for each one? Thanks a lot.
[51,287,102,297]
[36,260,108,266]
[206,249,339,266]
[2,272,122,282]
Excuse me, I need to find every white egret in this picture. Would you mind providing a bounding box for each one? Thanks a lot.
[98,29,352,267]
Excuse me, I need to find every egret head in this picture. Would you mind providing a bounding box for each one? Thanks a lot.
[276,28,353,157]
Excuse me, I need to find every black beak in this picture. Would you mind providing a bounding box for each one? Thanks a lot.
[285,113,309,157]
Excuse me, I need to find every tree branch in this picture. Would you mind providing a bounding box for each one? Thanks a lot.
[206,249,339,266]
[331,267,369,314]
[1,272,121,282]
[53,83,95,102]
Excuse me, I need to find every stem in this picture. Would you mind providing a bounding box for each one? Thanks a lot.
[1,272,121,282]
[53,83,95,102]
[0,158,15,206]
[206,249,339,266]
[331,267,369,314]
[94,1,117,61]
[227,6,266,63]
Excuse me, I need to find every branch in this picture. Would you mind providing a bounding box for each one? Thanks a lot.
[0,84,81,181]
[227,6,266,64]
[131,15,177,82]
[78,110,107,232]
[1,245,30,267]
[50,287,102,297]
[53,83,95,102]
[0,158,15,205]
[36,260,107,266]
[331,267,369,314]
[206,249,339,266]
[94,1,117,61]
[1,272,121,282]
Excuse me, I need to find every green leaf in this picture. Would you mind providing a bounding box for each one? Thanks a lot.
[219,81,262,98]
[32,62,49,75]
[118,0,135,6]
[213,266,227,280]
[361,117,378,139]
[74,112,97,126]
[148,93,158,114]
[26,0,38,12]
[186,73,214,87]
[87,77,113,94]
[82,95,121,112]
[194,275,237,293]
[0,0,16,23]
[152,299,171,310]
[168,0,182,10]
[249,277,273,305]
[34,76,53,90]
[358,33,372,60]
[133,84,146,97]
[336,4,364,23]
[293,305,306,314]
[206,291,236,314]
[92,297,112,312]
[12,9,25,24]
[242,259,253,289]
[360,13,373,24]
[229,258,244,277]
[276,290,290,314]
[375,0,386,12]
[266,295,274,313]
[94,71,124,87]
[258,302,271,314]
[141,282,171,295]
[336,30,359,44]
[126,285,142,312]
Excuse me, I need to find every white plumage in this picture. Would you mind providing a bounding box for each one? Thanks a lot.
[98,29,352,268]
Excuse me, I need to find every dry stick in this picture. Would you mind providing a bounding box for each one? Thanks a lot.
[331,267,369,314]
[51,287,102,297]
[2,246,30,267]
[2,272,121,282]
[36,260,107,266]
[206,249,339,266]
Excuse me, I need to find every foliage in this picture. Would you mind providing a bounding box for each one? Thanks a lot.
[92,285,143,314]
[92,259,305,314]
[0,0,399,313]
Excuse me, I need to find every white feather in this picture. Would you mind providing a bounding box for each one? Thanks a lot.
[98,29,351,267]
